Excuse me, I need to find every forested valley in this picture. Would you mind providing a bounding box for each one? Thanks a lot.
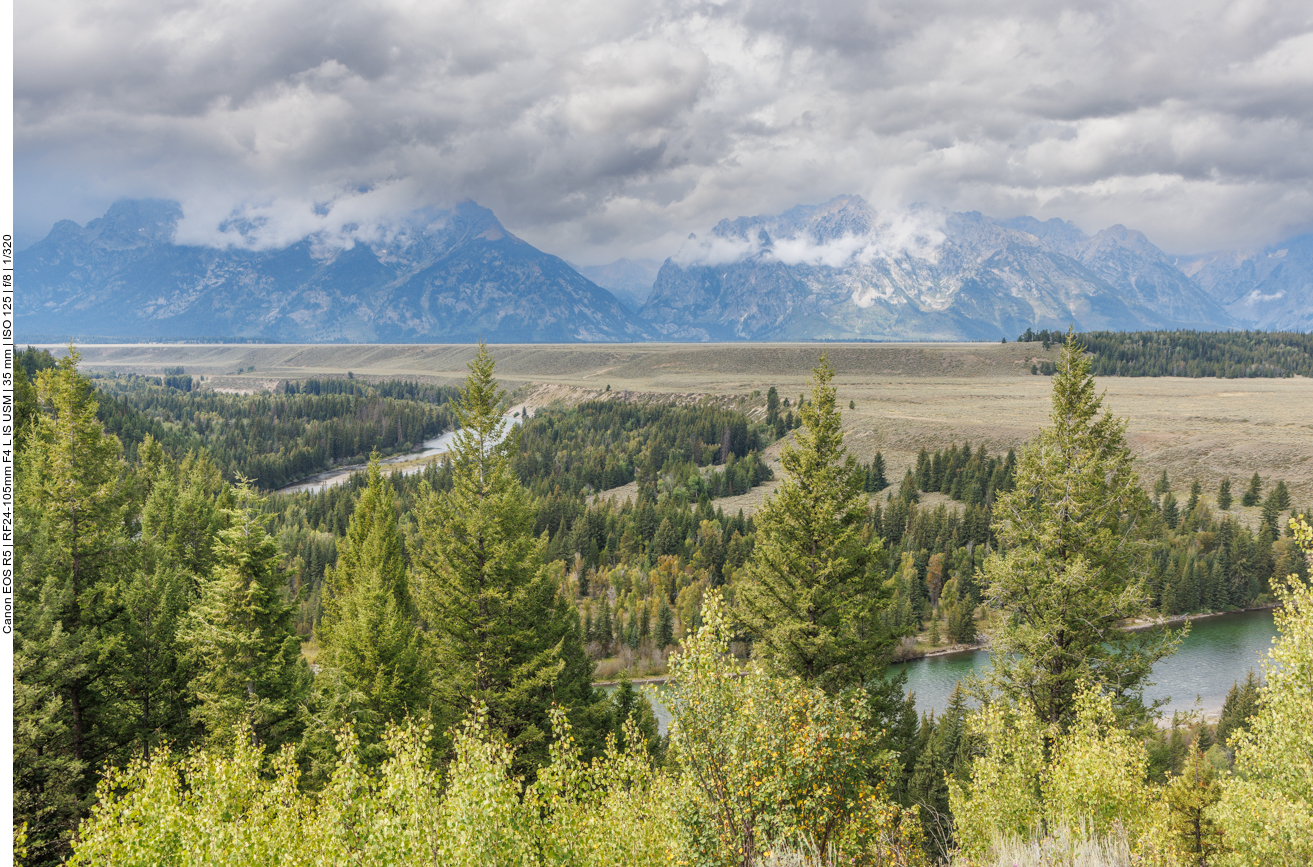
[13,341,1313,867]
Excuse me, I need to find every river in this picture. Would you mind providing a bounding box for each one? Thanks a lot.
[612,608,1279,735]
[276,412,522,495]
[888,608,1279,719]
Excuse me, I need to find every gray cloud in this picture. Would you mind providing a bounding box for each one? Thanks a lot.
[16,0,1313,260]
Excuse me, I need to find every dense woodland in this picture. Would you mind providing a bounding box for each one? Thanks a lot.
[1017,328,1313,378]
[13,340,1313,867]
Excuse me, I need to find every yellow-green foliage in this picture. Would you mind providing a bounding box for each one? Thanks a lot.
[1210,514,1313,866]
[532,709,678,867]
[69,708,673,867]
[947,701,1049,853]
[1044,691,1155,841]
[669,590,925,867]
[949,689,1157,863]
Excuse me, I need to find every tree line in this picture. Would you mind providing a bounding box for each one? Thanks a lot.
[1016,327,1313,378]
[15,341,1313,866]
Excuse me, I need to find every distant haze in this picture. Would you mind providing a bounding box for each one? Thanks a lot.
[16,0,1313,262]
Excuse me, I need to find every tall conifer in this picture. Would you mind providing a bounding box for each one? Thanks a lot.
[15,349,130,863]
[737,353,893,692]
[183,485,309,749]
[412,345,601,770]
[316,457,426,752]
[981,333,1177,727]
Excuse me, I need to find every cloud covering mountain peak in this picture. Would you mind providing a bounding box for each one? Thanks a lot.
[674,197,947,270]
[17,0,1313,261]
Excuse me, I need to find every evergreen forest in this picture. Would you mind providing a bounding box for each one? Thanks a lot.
[1016,328,1313,378]
[13,340,1313,867]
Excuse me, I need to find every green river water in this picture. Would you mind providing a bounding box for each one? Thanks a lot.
[618,608,1279,734]
[888,607,1279,718]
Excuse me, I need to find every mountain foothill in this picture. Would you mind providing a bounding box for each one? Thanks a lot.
[18,195,1311,343]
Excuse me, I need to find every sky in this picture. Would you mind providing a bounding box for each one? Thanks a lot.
[15,0,1313,263]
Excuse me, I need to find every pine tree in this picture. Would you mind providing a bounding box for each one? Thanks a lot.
[1187,479,1202,514]
[1217,478,1233,511]
[1266,480,1291,512]
[656,599,675,648]
[654,517,679,557]
[15,349,132,863]
[1163,492,1181,530]
[315,457,426,755]
[1216,668,1261,748]
[1166,748,1224,865]
[980,334,1177,728]
[908,683,970,854]
[411,345,601,771]
[1242,472,1263,507]
[1155,469,1171,498]
[182,485,309,749]
[737,353,894,692]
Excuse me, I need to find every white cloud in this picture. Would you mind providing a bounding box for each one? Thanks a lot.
[673,204,946,269]
[15,0,1313,257]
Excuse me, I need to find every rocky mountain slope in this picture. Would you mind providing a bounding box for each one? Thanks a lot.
[19,195,1308,344]
[640,196,1236,341]
[1177,234,1313,333]
[19,199,652,343]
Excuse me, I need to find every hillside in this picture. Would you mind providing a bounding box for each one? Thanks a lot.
[19,199,652,343]
[640,196,1235,341]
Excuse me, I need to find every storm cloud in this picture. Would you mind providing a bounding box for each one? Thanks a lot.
[16,0,1313,261]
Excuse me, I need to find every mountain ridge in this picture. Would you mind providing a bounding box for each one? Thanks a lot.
[639,196,1236,341]
[18,196,1311,343]
[19,199,652,343]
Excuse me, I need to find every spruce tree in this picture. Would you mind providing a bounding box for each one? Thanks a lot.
[15,349,131,862]
[315,457,426,754]
[1166,748,1223,864]
[1216,668,1261,748]
[909,683,970,854]
[737,353,893,692]
[1267,479,1291,512]
[1242,472,1263,507]
[1218,477,1233,511]
[1163,492,1180,530]
[411,345,601,771]
[656,599,675,648]
[980,334,1177,728]
[182,485,309,749]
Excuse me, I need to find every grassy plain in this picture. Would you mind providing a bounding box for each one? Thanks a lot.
[50,341,1313,510]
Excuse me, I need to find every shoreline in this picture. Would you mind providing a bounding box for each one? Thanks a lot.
[592,604,1282,686]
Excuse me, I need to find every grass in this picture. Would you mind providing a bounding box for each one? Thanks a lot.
[954,823,1135,867]
[49,341,1313,508]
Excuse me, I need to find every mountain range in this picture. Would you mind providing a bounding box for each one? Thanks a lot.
[18,196,1312,342]
[19,199,647,343]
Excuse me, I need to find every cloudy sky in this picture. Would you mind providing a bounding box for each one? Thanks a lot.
[15,0,1313,262]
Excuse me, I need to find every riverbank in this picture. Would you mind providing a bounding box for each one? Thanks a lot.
[275,406,529,494]
[1123,602,1280,632]
[593,604,1284,688]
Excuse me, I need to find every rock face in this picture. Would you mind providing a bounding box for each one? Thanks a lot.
[19,199,652,343]
[19,194,1307,344]
[1177,233,1313,333]
[640,196,1235,341]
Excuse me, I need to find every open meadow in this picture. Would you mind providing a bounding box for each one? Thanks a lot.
[49,340,1313,511]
